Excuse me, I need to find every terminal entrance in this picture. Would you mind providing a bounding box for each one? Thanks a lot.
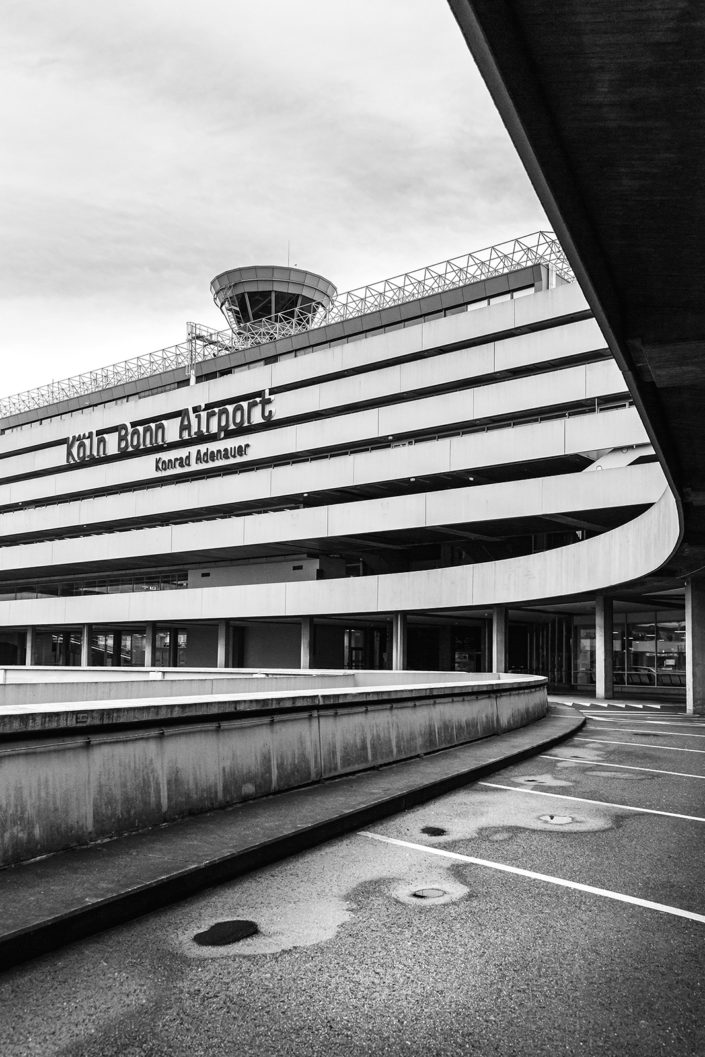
[506,607,686,696]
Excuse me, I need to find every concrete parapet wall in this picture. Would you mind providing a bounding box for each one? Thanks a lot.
[0,675,545,867]
[0,667,493,711]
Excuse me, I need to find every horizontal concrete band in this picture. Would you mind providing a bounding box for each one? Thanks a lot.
[1,462,664,574]
[0,318,607,485]
[0,675,546,866]
[0,405,647,542]
[0,487,678,625]
[0,284,593,457]
[0,667,506,710]
[0,673,541,732]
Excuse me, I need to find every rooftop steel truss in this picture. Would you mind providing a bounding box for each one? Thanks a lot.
[0,232,573,419]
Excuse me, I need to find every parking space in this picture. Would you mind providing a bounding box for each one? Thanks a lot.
[2,707,704,1057]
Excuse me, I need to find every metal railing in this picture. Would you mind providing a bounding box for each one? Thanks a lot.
[0,231,573,420]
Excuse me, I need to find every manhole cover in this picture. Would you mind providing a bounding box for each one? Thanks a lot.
[193,920,259,946]
[411,888,447,900]
[539,814,574,825]
[421,826,447,836]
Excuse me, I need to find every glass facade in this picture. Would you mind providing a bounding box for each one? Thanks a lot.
[90,631,146,667]
[34,631,82,666]
[155,629,189,667]
[574,610,686,689]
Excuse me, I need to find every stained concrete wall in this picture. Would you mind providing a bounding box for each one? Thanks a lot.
[0,675,545,866]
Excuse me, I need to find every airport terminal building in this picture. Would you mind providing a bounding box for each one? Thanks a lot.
[0,233,685,697]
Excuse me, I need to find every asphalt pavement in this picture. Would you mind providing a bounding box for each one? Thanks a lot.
[2,699,704,1057]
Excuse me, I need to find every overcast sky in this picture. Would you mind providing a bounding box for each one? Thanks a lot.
[0,0,547,397]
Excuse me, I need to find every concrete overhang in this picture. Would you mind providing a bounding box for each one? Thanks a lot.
[448,1,705,577]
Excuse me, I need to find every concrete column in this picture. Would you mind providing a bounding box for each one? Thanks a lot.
[686,577,705,715]
[300,617,314,669]
[144,623,156,668]
[595,595,614,700]
[25,626,36,666]
[217,621,230,669]
[80,624,92,668]
[492,606,507,673]
[392,613,407,670]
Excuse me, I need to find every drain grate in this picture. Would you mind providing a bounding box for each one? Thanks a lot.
[193,920,259,946]
[411,888,447,900]
[421,826,447,836]
[539,814,573,825]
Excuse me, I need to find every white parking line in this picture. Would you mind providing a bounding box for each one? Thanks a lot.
[575,737,705,755]
[478,782,705,822]
[580,711,664,716]
[541,753,705,781]
[580,710,685,716]
[586,718,705,727]
[582,727,705,739]
[358,831,705,925]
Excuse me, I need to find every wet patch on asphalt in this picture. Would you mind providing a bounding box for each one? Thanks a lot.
[391,877,470,907]
[511,773,574,788]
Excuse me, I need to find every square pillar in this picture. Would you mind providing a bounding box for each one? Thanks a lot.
[686,577,705,715]
[392,613,407,670]
[300,617,314,669]
[144,623,156,668]
[80,624,92,668]
[492,606,507,673]
[217,621,232,669]
[25,626,36,666]
[595,595,614,700]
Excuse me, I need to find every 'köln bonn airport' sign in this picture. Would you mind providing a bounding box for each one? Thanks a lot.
[65,390,276,471]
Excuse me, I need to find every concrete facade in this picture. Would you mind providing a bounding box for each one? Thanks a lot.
[0,249,691,704]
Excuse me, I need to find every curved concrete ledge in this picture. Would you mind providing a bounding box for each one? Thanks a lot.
[0,673,546,867]
[0,488,679,627]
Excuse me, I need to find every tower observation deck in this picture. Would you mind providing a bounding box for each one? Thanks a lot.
[210,266,337,334]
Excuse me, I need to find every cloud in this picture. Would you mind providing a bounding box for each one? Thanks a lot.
[0,0,547,395]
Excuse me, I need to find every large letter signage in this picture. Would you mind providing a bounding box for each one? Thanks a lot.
[65,389,275,466]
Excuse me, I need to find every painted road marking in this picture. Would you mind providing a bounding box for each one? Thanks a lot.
[358,832,705,925]
[585,718,705,727]
[580,711,686,716]
[478,781,705,823]
[541,754,705,781]
[581,727,705,739]
[575,737,705,755]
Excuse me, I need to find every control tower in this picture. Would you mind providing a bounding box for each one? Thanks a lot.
[210,265,337,334]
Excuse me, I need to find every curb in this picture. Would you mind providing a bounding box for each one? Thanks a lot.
[0,709,583,971]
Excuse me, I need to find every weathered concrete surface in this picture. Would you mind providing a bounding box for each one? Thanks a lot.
[0,703,579,971]
[0,676,545,866]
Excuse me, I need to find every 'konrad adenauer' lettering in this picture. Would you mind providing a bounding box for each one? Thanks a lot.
[65,389,274,465]
[155,443,250,473]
